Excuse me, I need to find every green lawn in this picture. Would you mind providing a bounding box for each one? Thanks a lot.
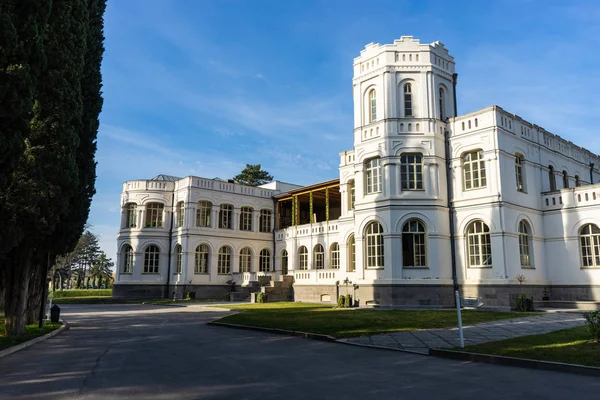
[463,326,600,367]
[215,302,529,338]
[0,316,62,351]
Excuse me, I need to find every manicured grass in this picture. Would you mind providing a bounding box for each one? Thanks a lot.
[215,302,529,338]
[463,326,600,367]
[53,296,136,304]
[51,289,112,298]
[0,315,62,351]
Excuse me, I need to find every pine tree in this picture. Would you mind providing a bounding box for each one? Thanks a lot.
[232,164,274,186]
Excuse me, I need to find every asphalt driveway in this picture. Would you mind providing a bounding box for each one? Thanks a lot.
[0,304,598,399]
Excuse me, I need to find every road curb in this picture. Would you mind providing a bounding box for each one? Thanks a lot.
[207,321,337,342]
[429,348,600,377]
[208,321,430,355]
[0,319,69,360]
[336,339,429,355]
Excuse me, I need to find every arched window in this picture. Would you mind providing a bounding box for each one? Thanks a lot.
[145,203,164,228]
[365,157,381,194]
[194,244,209,274]
[330,243,340,269]
[240,206,253,231]
[259,249,271,272]
[219,204,233,229]
[174,244,182,274]
[298,246,308,270]
[122,245,134,273]
[259,209,272,233]
[369,89,377,122]
[548,165,556,191]
[463,150,486,190]
[575,175,581,187]
[400,153,423,190]
[143,245,160,273]
[518,221,532,267]
[125,203,137,228]
[439,88,445,120]
[217,246,232,274]
[239,247,252,272]
[347,180,355,210]
[404,83,413,117]
[365,222,384,268]
[515,154,525,192]
[402,220,426,267]
[196,201,212,227]
[281,249,288,275]
[347,235,356,272]
[580,224,600,267]
[562,170,569,188]
[466,221,492,267]
[176,202,185,228]
[313,244,324,269]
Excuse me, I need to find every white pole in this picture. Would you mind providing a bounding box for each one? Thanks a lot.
[455,290,464,348]
[47,292,53,322]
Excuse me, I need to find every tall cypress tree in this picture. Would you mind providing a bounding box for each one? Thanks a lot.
[3,0,87,336]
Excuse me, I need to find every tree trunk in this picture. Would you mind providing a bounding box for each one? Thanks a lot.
[3,248,33,336]
[25,255,49,325]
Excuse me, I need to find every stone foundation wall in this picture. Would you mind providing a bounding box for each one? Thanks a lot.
[113,283,230,301]
[293,285,339,304]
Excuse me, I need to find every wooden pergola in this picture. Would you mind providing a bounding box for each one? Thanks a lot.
[275,179,341,229]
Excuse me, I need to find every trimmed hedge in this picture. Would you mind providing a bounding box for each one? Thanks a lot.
[51,289,112,298]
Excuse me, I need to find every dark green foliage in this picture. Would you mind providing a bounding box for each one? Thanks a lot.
[337,295,345,308]
[344,294,353,308]
[583,311,600,343]
[515,293,534,312]
[256,292,266,303]
[232,164,273,186]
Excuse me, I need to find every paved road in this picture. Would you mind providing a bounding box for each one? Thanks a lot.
[0,304,598,400]
[343,312,586,353]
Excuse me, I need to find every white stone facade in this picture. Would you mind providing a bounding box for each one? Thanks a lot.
[115,36,600,307]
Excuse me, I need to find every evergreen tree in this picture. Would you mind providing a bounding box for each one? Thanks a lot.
[2,0,88,336]
[232,164,274,186]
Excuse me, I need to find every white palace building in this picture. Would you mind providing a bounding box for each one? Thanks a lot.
[114,37,600,308]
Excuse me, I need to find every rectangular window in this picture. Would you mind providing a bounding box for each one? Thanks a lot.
[259,209,272,233]
[145,203,164,228]
[219,205,232,229]
[240,207,253,231]
[126,204,137,228]
[463,151,486,190]
[176,202,185,228]
[400,154,423,190]
[365,158,381,194]
[515,155,525,192]
[196,201,212,227]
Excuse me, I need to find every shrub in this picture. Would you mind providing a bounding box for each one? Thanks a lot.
[52,289,112,298]
[583,311,600,343]
[344,294,353,308]
[515,293,534,312]
[185,291,192,301]
[337,295,345,308]
[256,292,266,303]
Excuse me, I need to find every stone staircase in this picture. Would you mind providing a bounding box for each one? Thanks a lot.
[230,275,294,303]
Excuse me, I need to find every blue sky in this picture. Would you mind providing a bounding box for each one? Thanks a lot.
[91,0,600,261]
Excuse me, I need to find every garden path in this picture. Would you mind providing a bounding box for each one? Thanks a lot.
[340,312,586,354]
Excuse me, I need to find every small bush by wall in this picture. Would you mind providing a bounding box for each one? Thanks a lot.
[256,292,266,303]
[583,310,600,342]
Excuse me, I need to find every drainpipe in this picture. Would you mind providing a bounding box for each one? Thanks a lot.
[452,73,458,117]
[447,73,459,301]
[164,192,175,299]
[272,197,277,275]
[590,163,595,184]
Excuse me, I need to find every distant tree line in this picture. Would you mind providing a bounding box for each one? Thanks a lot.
[50,230,114,291]
[0,0,106,335]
